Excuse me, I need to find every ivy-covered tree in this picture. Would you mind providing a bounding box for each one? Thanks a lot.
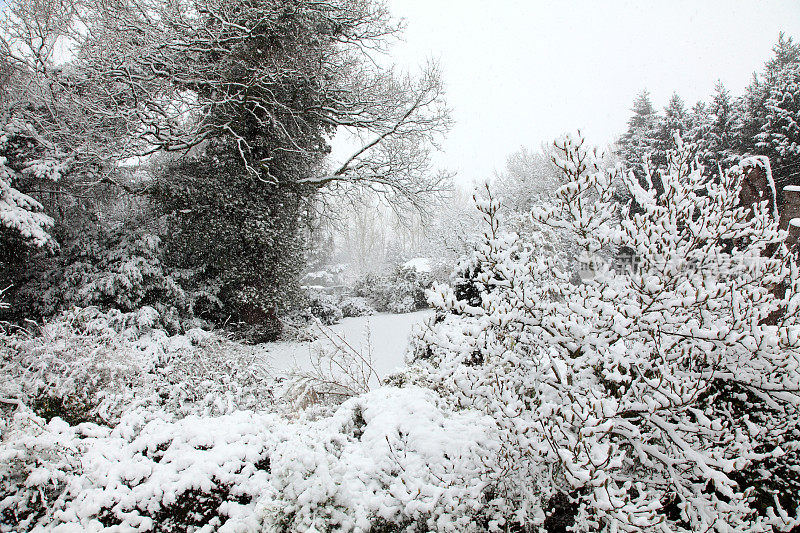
[155,145,309,339]
[1,0,450,327]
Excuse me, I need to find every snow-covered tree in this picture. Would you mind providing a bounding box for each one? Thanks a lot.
[416,186,483,278]
[617,90,661,183]
[0,0,451,325]
[701,80,737,169]
[0,121,55,250]
[732,33,800,206]
[0,117,62,309]
[413,133,800,531]
[494,145,561,210]
[754,35,800,193]
[652,93,690,170]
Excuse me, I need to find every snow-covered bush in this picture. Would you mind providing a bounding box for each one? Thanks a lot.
[339,296,376,318]
[351,271,389,308]
[284,292,375,335]
[0,406,279,533]
[1,307,274,426]
[1,387,506,532]
[301,264,350,289]
[410,133,800,531]
[12,229,187,329]
[303,288,344,325]
[264,387,501,532]
[389,264,431,313]
[352,265,432,314]
[0,409,83,530]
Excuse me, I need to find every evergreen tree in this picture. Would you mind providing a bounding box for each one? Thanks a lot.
[617,90,661,184]
[652,92,689,170]
[703,80,736,169]
[730,33,800,206]
[687,100,711,146]
[754,34,800,193]
[663,92,689,136]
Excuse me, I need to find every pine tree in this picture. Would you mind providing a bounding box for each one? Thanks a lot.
[687,100,711,146]
[733,33,800,205]
[755,34,800,193]
[652,92,689,171]
[733,73,766,156]
[663,92,689,136]
[703,80,736,169]
[617,90,661,184]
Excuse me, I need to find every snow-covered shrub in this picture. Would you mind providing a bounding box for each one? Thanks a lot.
[339,296,376,318]
[1,307,274,426]
[351,271,389,309]
[304,287,344,325]
[13,229,187,330]
[0,409,83,531]
[280,288,353,336]
[352,265,432,313]
[265,387,502,532]
[388,265,431,312]
[1,387,507,532]
[301,263,349,289]
[411,133,800,531]
[0,407,280,533]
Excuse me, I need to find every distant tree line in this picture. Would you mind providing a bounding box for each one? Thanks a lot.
[618,33,800,206]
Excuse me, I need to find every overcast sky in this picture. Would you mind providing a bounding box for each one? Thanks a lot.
[379,0,800,185]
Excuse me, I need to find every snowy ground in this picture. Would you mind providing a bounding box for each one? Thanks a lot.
[260,310,433,382]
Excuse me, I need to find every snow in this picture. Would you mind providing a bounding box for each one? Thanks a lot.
[790,218,800,228]
[261,310,433,380]
[402,257,432,273]
[785,185,800,193]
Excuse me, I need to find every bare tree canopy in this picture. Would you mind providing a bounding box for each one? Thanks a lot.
[1,0,450,205]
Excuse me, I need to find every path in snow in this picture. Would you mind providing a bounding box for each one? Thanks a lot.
[261,310,434,381]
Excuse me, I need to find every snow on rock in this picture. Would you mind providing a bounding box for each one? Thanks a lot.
[739,156,779,220]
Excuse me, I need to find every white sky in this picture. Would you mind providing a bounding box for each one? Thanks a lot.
[380,0,800,185]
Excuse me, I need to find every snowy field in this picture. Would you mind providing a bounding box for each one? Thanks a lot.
[262,310,433,382]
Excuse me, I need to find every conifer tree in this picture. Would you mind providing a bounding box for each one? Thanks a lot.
[652,92,689,170]
[705,80,736,168]
[754,34,800,193]
[732,33,800,205]
[617,90,661,184]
